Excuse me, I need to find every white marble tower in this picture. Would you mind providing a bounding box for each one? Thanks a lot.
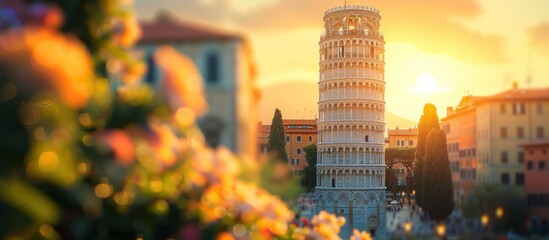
[315,5,386,237]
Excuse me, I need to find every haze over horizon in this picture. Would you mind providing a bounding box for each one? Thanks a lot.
[135,0,549,121]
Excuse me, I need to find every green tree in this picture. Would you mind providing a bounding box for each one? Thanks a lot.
[421,128,454,221]
[301,143,317,192]
[414,103,440,207]
[462,184,527,234]
[268,108,288,163]
[385,147,416,200]
[385,155,398,200]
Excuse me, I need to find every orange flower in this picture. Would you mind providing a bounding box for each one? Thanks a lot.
[0,27,93,108]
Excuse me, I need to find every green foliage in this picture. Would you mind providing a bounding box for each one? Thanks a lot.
[385,166,398,197]
[462,184,526,233]
[385,147,416,197]
[421,128,453,221]
[268,108,288,163]
[301,143,317,192]
[414,103,439,207]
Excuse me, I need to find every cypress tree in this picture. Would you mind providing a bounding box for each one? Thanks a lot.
[414,103,440,207]
[301,143,317,192]
[422,128,454,221]
[268,109,288,162]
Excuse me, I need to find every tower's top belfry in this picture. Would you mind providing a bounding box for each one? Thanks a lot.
[322,5,383,41]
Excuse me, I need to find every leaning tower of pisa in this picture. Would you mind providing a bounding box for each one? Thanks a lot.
[315,5,386,237]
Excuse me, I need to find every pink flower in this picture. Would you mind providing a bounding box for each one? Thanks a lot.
[153,46,207,116]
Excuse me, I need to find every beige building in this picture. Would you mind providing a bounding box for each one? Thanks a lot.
[442,85,549,200]
[386,127,417,188]
[258,119,318,176]
[387,127,417,147]
[138,11,259,161]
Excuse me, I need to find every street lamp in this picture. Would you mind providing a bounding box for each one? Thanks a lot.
[495,206,504,219]
[436,223,446,239]
[404,221,412,233]
[495,206,504,233]
[481,213,489,237]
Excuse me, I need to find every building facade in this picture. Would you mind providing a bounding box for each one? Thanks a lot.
[387,127,417,148]
[523,142,549,233]
[441,97,478,203]
[386,127,417,188]
[138,12,259,161]
[442,86,549,203]
[258,119,318,175]
[315,5,386,237]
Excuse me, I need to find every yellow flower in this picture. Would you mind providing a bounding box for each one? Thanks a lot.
[350,229,372,240]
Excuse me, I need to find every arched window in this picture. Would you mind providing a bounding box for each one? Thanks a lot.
[145,55,157,84]
[205,52,219,84]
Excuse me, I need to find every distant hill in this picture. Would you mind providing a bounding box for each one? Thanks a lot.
[258,81,416,130]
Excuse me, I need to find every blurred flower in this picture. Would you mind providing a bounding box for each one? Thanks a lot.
[153,46,207,115]
[149,122,182,168]
[26,3,63,29]
[350,229,372,240]
[310,211,345,240]
[115,15,141,48]
[93,130,136,166]
[0,27,94,108]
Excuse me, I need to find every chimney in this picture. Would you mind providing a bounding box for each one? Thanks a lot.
[512,81,518,90]
[447,106,454,116]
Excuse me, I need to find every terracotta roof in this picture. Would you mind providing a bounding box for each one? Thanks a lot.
[387,128,417,136]
[139,12,241,44]
[480,88,549,102]
[520,141,549,148]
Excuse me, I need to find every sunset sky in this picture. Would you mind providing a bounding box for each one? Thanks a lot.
[135,0,549,123]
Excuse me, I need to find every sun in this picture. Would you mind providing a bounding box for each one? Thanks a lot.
[412,74,438,95]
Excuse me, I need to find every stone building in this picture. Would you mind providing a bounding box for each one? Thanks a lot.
[258,119,318,175]
[522,141,549,233]
[314,5,386,237]
[386,127,417,188]
[138,12,259,161]
[441,85,549,203]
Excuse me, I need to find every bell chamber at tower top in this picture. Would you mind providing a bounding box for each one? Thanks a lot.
[322,5,384,40]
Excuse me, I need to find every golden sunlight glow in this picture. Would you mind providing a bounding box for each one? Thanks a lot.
[412,74,438,95]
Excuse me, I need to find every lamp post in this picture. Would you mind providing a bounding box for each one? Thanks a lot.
[481,213,489,237]
[495,206,504,234]
[404,220,412,238]
[436,223,446,239]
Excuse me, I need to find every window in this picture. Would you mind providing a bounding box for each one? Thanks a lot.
[332,179,336,187]
[517,127,524,139]
[365,135,369,142]
[501,152,508,164]
[513,102,526,115]
[501,173,510,184]
[539,161,546,170]
[339,46,344,57]
[370,46,375,58]
[296,159,300,165]
[537,127,545,139]
[528,194,538,207]
[309,136,313,142]
[297,149,302,155]
[540,194,549,207]
[285,136,290,142]
[408,140,414,146]
[518,151,524,163]
[472,148,476,157]
[515,173,524,185]
[538,103,543,114]
[500,127,507,138]
[297,136,302,142]
[528,161,534,170]
[145,55,157,84]
[205,53,219,84]
[500,103,506,114]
